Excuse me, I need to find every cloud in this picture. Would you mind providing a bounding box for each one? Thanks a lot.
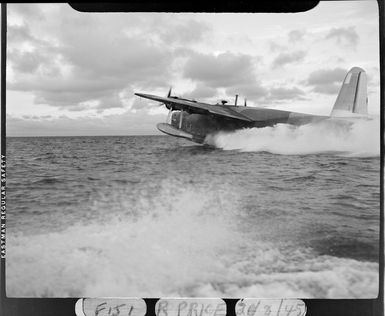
[7,4,212,113]
[6,3,380,136]
[226,82,268,101]
[325,27,359,47]
[7,24,37,43]
[183,51,258,88]
[184,84,218,100]
[305,68,347,95]
[130,96,164,111]
[11,77,126,109]
[269,41,285,53]
[267,87,306,101]
[8,3,45,21]
[7,111,166,136]
[312,84,340,95]
[9,50,45,73]
[366,66,380,86]
[157,19,211,44]
[288,30,305,43]
[182,51,270,102]
[307,68,347,85]
[225,84,306,106]
[272,50,306,68]
[95,93,125,111]
[7,23,58,74]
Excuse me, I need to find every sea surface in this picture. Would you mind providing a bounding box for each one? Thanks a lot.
[5,118,380,298]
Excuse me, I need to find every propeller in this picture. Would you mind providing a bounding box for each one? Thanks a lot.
[165,87,173,113]
[158,87,173,110]
[165,87,184,128]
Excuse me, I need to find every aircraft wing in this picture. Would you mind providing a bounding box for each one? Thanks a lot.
[135,93,254,122]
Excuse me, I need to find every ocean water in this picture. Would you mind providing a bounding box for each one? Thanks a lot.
[5,118,380,298]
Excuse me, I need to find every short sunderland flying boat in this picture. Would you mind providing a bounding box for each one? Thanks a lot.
[135,67,368,144]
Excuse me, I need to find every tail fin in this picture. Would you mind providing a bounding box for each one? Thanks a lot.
[330,67,368,117]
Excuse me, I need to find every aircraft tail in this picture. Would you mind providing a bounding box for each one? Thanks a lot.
[330,67,368,117]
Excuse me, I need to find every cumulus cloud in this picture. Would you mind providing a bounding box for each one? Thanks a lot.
[325,27,359,48]
[8,3,45,21]
[267,87,306,101]
[7,110,166,136]
[226,82,268,101]
[8,24,38,44]
[225,84,306,105]
[130,95,166,111]
[305,68,347,94]
[184,84,218,100]
[157,19,211,44]
[7,4,211,112]
[9,50,46,73]
[269,41,285,53]
[288,30,305,43]
[182,51,270,102]
[183,51,258,87]
[307,68,346,85]
[272,50,306,68]
[6,3,380,136]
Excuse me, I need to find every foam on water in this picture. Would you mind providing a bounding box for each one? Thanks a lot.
[6,178,378,298]
[205,117,380,157]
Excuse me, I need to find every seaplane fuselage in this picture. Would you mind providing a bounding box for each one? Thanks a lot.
[135,67,368,144]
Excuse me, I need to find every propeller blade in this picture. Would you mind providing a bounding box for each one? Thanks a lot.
[157,87,173,108]
[162,87,173,109]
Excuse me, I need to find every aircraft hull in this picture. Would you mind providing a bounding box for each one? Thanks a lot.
[136,67,368,144]
[158,111,326,144]
[157,122,193,139]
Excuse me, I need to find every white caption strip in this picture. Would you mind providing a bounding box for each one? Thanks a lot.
[75,298,147,316]
[236,299,306,316]
[155,298,226,316]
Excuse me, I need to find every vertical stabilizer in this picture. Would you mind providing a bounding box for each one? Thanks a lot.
[330,67,368,116]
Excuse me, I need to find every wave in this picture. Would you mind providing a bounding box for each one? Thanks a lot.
[6,229,378,298]
[6,178,378,298]
[31,177,63,185]
[205,117,380,157]
[6,179,241,297]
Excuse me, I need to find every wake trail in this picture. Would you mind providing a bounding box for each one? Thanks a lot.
[205,117,380,157]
